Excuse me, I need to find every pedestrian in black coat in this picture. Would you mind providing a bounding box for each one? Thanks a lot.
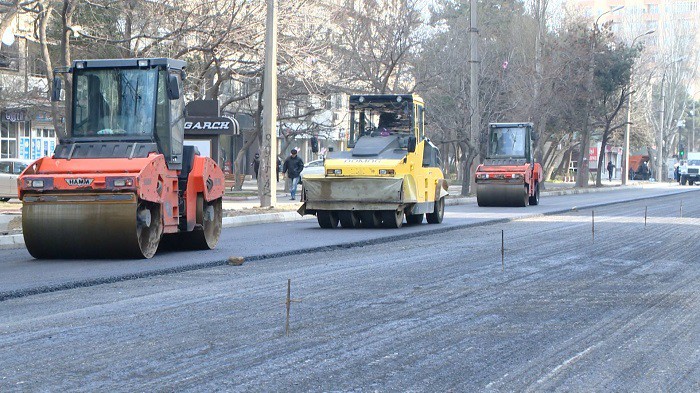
[282,149,304,200]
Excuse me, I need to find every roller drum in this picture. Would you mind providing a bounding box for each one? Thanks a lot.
[22,193,162,259]
[476,183,528,207]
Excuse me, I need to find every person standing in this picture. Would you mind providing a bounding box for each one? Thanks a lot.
[607,160,614,181]
[251,153,260,179]
[282,149,304,200]
[276,156,281,183]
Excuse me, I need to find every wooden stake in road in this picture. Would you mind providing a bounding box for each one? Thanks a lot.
[285,279,302,336]
[680,200,683,218]
[592,210,595,242]
[645,206,647,227]
[501,230,505,272]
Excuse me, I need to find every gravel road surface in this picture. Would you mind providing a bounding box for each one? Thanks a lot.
[1,188,699,391]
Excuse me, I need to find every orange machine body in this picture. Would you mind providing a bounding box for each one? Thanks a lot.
[475,161,543,198]
[19,153,224,235]
[475,122,543,207]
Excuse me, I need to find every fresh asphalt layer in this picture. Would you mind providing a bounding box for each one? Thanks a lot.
[1,189,699,391]
[0,185,697,301]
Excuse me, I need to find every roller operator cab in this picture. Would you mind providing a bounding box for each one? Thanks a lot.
[299,94,448,229]
[18,58,225,259]
[475,123,543,207]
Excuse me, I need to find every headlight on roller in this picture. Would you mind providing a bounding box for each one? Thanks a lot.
[107,177,135,188]
[476,173,489,179]
[23,177,53,190]
[378,169,395,176]
[326,169,342,175]
[511,173,523,179]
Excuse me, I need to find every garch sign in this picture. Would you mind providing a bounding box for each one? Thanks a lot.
[3,109,26,122]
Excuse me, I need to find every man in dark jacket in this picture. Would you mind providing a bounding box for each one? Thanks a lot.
[282,149,304,200]
[251,153,260,179]
[607,160,614,181]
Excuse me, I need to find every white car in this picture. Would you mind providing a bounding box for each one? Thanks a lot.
[303,159,325,176]
[0,159,32,201]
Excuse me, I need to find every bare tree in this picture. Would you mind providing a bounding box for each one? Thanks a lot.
[330,0,423,94]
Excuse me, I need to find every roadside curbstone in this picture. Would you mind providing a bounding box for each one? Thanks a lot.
[0,234,26,250]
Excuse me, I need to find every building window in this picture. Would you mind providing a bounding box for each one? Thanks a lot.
[0,40,19,71]
[0,120,18,158]
[29,128,56,159]
[672,1,697,13]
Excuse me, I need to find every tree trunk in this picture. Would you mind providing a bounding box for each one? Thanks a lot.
[549,147,571,181]
[459,141,477,196]
[60,0,75,135]
[576,121,591,188]
[36,2,64,137]
[596,134,609,187]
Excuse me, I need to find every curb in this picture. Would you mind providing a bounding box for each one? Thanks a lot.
[223,211,312,228]
[445,184,630,206]
[0,234,24,249]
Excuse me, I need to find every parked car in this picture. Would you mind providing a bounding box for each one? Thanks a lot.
[0,159,32,201]
[303,159,325,176]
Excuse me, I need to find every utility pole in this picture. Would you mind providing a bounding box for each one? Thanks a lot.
[466,0,480,196]
[657,72,664,182]
[260,0,278,207]
[693,100,696,152]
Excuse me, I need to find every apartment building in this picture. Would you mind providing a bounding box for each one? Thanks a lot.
[567,0,699,56]
[0,13,57,161]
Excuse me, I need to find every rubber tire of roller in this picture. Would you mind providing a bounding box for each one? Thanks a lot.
[406,213,424,225]
[338,211,360,228]
[381,210,404,228]
[426,197,445,224]
[317,211,339,228]
[359,211,381,228]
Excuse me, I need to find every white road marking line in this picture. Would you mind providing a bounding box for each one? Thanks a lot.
[535,344,598,386]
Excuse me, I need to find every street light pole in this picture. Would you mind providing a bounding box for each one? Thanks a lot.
[466,0,480,196]
[622,29,654,186]
[690,97,695,151]
[260,0,278,207]
[658,71,665,181]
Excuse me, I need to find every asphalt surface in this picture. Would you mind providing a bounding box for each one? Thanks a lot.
[0,185,696,300]
[0,186,699,391]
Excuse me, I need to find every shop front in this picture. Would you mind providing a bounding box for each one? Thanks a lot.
[1,108,56,160]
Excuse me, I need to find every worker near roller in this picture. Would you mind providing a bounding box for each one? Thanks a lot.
[607,160,614,181]
[283,149,304,200]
